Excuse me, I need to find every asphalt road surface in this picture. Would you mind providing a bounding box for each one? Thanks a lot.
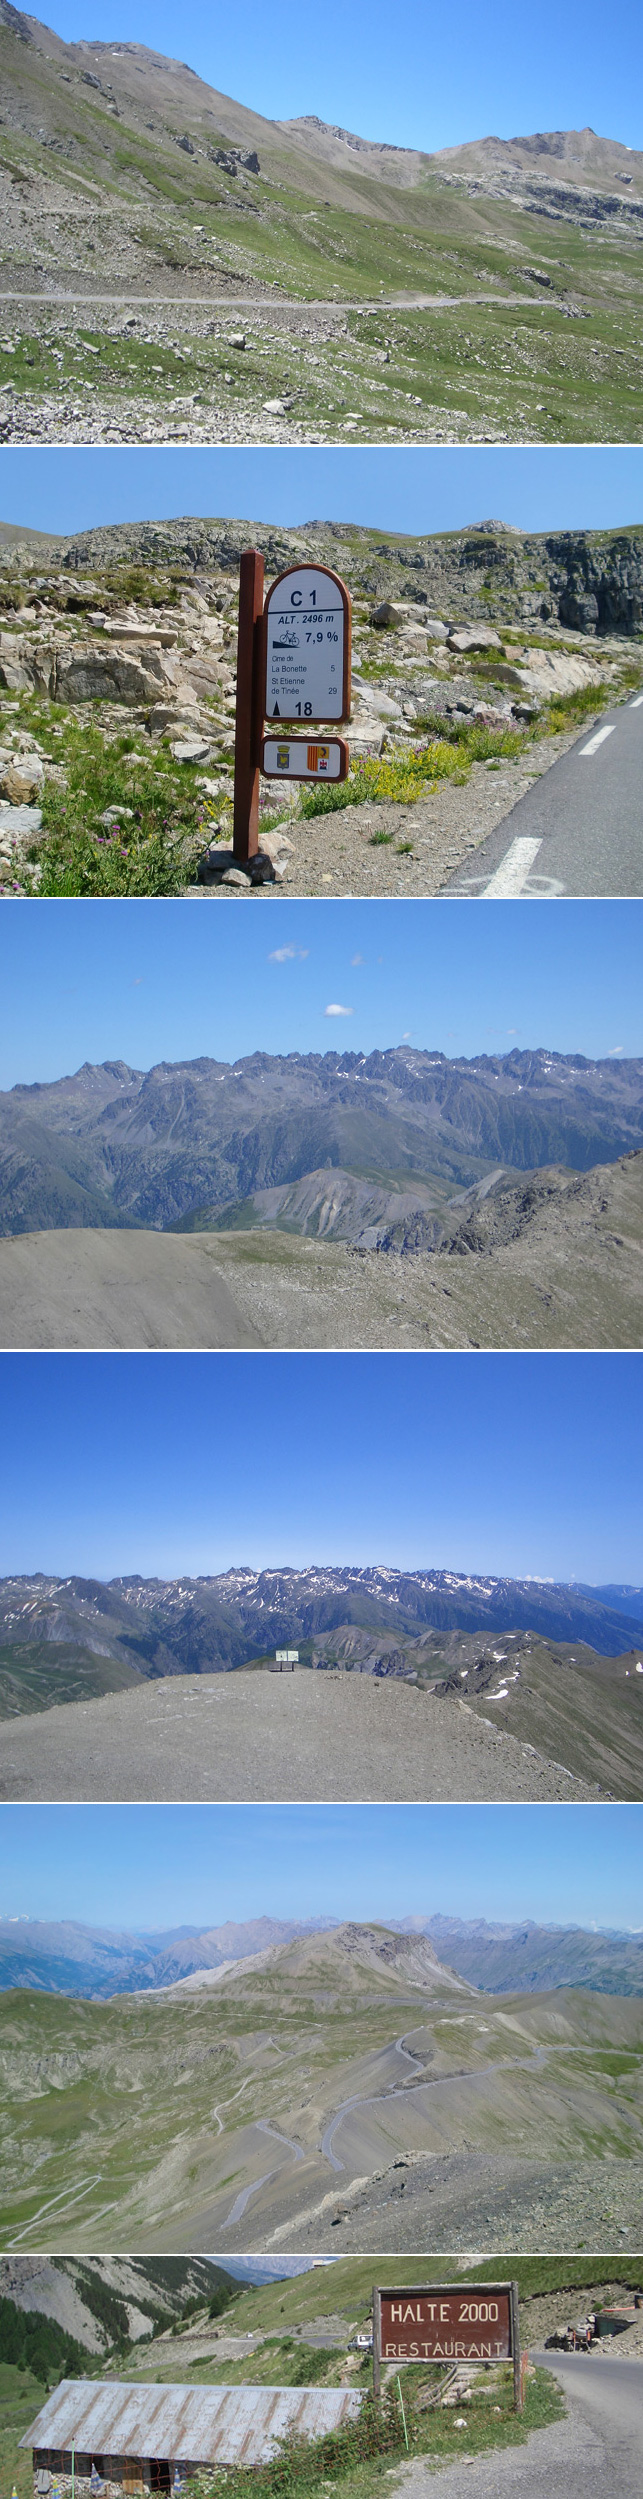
[394,2354,643,2499]
[445,693,643,896]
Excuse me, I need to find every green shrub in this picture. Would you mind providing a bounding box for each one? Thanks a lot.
[182,2368,563,2499]
[543,682,608,735]
[29,723,204,896]
[300,739,464,817]
[299,722,526,820]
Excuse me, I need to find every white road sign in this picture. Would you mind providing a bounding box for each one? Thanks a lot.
[263,565,351,722]
[261,736,349,782]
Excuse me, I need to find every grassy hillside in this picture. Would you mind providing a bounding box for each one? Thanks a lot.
[0,1642,142,1716]
[439,1636,643,1798]
[0,2364,52,2499]
[1,23,643,437]
[199,2252,643,2337]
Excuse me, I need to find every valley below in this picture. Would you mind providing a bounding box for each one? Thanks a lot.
[1,1924,642,2255]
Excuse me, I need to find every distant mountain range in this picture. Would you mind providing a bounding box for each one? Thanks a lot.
[416,1915,643,1996]
[0,1566,641,1687]
[1,1911,641,2000]
[0,1914,338,1997]
[578,1583,643,1618]
[1,1047,642,1237]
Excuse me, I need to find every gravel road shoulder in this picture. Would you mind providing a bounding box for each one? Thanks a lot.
[187,730,583,897]
[388,2407,595,2499]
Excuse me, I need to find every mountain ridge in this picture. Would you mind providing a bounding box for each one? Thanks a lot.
[0,1566,640,1679]
[1,1045,641,1238]
[1,1907,642,2001]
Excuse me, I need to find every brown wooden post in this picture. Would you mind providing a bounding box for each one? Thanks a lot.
[372,2286,381,2402]
[233,547,265,861]
[510,2282,522,2412]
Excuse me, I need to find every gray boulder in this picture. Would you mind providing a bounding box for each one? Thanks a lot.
[52,643,170,705]
[447,626,503,653]
[370,600,408,628]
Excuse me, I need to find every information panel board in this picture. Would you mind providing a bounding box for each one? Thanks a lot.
[261,736,349,783]
[373,2283,521,2411]
[263,564,351,723]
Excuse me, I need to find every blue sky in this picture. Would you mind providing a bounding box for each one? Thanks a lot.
[0,1352,640,1582]
[1,900,642,1090]
[26,0,643,154]
[0,1801,640,1931]
[3,449,643,543]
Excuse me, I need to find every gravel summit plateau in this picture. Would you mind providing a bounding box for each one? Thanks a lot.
[0,1565,642,1798]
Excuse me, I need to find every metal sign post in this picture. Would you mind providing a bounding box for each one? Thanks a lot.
[372,2282,522,2414]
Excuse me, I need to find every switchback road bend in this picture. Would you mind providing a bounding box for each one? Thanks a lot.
[445,694,643,897]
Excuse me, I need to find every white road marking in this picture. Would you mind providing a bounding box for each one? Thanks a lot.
[580,724,615,754]
[481,837,543,896]
[629,695,643,709]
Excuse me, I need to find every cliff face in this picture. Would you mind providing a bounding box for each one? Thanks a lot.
[3,517,638,635]
[543,532,643,633]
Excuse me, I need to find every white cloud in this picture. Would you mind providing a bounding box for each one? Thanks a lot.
[268,947,309,963]
[608,1044,624,1056]
[324,1003,353,1018]
[351,954,365,967]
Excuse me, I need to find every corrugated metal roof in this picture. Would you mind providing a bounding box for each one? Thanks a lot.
[21,2382,364,2468]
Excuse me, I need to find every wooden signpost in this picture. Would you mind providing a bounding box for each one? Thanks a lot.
[372,2282,522,2414]
[232,550,352,865]
[232,547,266,866]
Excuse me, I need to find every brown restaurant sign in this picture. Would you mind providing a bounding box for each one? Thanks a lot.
[373,2282,522,2411]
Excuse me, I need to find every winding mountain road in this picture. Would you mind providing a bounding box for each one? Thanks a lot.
[319,2033,554,2171]
[0,290,544,313]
